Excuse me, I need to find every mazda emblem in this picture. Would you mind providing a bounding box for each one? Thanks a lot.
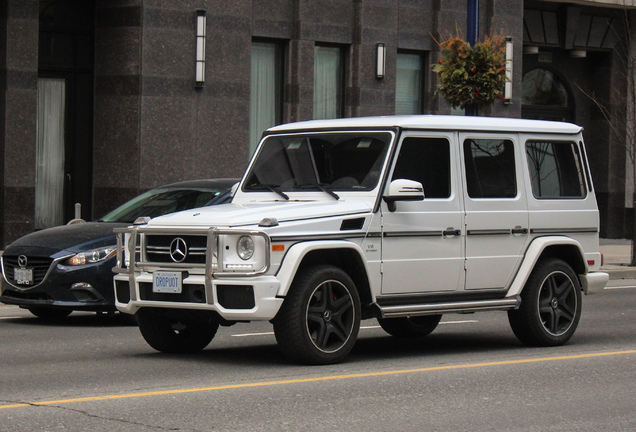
[169,238,188,262]
[18,255,28,268]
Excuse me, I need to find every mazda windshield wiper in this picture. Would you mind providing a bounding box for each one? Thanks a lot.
[297,183,340,200]
[246,184,290,200]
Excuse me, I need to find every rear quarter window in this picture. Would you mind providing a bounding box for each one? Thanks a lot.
[526,140,586,199]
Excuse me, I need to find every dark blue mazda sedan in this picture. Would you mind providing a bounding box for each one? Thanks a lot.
[0,178,237,319]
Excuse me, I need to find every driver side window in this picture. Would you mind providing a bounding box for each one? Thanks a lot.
[392,137,451,199]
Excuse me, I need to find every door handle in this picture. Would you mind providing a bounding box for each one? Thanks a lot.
[511,227,528,235]
[443,228,461,237]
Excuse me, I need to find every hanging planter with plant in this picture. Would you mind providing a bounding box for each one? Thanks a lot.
[432,34,508,109]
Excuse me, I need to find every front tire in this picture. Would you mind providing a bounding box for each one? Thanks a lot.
[28,307,72,320]
[508,258,582,346]
[273,265,361,365]
[136,308,218,353]
[378,315,442,338]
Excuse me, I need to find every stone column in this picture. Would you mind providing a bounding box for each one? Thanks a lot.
[0,0,38,247]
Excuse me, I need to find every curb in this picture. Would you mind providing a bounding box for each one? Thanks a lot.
[601,265,636,280]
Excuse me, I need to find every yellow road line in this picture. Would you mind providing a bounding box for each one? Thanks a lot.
[2,349,635,410]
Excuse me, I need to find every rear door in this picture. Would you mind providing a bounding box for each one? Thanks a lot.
[460,133,530,290]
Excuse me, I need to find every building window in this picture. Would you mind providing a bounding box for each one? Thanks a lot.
[521,68,573,122]
[314,45,344,119]
[250,41,283,155]
[395,52,424,115]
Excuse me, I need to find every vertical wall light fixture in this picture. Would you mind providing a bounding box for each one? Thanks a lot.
[504,36,513,103]
[376,43,386,79]
[195,10,206,88]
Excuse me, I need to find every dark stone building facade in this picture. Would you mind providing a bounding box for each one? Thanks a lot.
[0,0,633,247]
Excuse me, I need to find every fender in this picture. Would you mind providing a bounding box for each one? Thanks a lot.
[275,240,370,297]
[506,236,587,297]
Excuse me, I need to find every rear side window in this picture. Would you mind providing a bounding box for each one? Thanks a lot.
[526,141,586,199]
[463,139,516,198]
[392,137,451,198]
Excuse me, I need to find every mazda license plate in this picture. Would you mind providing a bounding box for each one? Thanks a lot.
[14,268,33,285]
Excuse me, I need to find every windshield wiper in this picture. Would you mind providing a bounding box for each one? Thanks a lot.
[246,184,290,200]
[298,183,340,200]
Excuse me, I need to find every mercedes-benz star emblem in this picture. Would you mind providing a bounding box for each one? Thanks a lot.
[169,238,188,262]
[18,255,28,268]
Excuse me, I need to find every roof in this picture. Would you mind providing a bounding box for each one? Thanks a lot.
[267,115,583,134]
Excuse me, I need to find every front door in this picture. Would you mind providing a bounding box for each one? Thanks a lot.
[460,133,529,290]
[381,132,464,294]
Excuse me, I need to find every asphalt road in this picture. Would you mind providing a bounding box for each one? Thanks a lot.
[0,280,634,432]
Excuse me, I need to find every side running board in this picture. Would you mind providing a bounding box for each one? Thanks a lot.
[375,296,521,318]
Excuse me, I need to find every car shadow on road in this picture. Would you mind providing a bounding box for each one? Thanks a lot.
[349,332,522,362]
[128,332,524,367]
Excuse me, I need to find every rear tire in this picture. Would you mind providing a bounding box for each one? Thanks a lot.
[508,258,582,346]
[378,315,442,338]
[273,265,361,365]
[136,308,218,353]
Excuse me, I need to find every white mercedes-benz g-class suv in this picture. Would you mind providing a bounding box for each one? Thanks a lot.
[113,115,608,364]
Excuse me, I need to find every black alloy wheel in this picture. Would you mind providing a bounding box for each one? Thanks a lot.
[273,265,361,365]
[508,257,582,346]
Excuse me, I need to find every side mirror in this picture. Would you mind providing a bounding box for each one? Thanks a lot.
[230,182,239,196]
[383,179,424,212]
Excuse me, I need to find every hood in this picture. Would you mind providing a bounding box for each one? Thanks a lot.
[147,200,372,228]
[3,222,126,258]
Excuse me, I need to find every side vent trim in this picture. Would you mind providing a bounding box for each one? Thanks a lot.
[340,217,365,231]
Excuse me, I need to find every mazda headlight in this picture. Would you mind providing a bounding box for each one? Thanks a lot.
[237,236,255,260]
[65,246,117,266]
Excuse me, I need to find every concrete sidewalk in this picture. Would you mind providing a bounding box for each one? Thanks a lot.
[599,238,636,280]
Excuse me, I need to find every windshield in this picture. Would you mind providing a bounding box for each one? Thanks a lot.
[99,187,225,223]
[243,132,392,193]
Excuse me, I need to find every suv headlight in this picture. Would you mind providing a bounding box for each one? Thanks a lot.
[65,246,117,266]
[216,231,270,274]
[237,236,255,260]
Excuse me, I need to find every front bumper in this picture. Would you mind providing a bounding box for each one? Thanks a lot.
[113,273,283,321]
[0,291,113,311]
[1,258,117,311]
[113,225,283,321]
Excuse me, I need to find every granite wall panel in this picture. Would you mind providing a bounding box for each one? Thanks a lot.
[197,97,251,178]
[3,186,35,245]
[253,0,294,38]
[1,0,38,246]
[92,0,143,219]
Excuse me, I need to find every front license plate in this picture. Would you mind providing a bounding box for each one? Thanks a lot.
[153,271,182,293]
[14,267,33,285]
